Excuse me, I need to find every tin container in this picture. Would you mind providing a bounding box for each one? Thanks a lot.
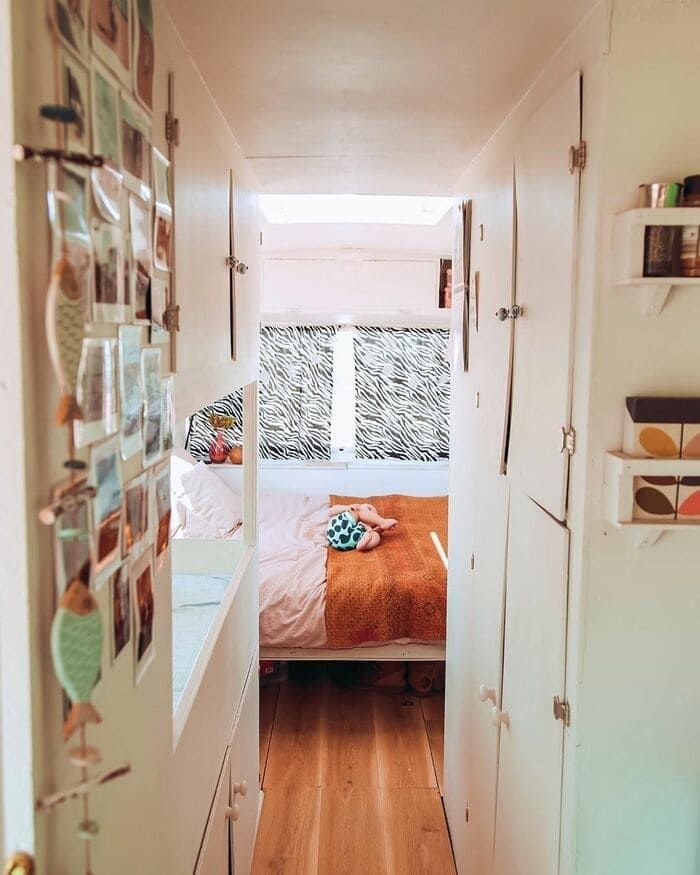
[639,182,682,277]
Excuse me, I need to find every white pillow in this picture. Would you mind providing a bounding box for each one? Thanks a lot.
[175,501,227,539]
[179,462,243,536]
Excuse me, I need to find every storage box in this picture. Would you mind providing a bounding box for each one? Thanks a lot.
[681,423,700,458]
[624,397,700,458]
[677,476,700,519]
[632,475,678,520]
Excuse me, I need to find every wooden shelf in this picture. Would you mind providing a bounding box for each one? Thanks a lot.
[612,208,700,315]
[603,451,700,547]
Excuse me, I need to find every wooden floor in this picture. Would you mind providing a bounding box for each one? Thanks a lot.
[253,664,454,875]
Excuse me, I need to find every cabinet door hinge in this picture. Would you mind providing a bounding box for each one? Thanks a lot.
[561,426,576,455]
[553,695,571,726]
[165,112,180,147]
[465,804,469,823]
[568,140,586,173]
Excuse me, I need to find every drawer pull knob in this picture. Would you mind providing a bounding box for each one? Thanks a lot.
[226,803,240,822]
[478,684,497,705]
[233,780,248,797]
[491,706,510,728]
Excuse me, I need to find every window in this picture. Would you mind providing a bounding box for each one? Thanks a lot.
[186,326,450,463]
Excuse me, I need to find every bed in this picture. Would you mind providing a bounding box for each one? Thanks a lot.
[171,451,448,662]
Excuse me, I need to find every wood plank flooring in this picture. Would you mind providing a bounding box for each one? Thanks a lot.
[253,666,454,875]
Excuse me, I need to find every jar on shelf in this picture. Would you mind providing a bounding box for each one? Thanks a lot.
[680,175,700,278]
[639,182,682,277]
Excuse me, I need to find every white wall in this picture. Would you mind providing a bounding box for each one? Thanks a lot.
[445,1,700,873]
[572,3,700,872]
[8,1,260,871]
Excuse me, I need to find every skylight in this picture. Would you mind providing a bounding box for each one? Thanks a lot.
[259,194,453,226]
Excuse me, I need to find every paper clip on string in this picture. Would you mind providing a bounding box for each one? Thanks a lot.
[39,481,96,526]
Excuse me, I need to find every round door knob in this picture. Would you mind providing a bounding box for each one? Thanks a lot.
[495,307,509,322]
[226,803,240,822]
[491,706,510,728]
[233,780,248,797]
[509,304,523,319]
[479,684,497,705]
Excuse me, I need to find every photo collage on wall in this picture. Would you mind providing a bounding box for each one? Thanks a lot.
[48,0,171,688]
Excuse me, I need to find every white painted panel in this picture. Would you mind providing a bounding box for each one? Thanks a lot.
[214,461,448,497]
[263,255,439,314]
[493,491,568,875]
[229,663,260,875]
[508,71,581,521]
[194,748,231,875]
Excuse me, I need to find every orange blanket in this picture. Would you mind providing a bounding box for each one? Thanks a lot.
[325,494,448,648]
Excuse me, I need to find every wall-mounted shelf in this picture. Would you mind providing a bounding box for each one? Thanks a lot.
[603,451,700,547]
[612,208,700,315]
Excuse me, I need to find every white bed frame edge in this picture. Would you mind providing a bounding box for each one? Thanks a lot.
[260,643,446,662]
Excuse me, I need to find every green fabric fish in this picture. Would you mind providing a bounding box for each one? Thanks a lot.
[45,256,87,426]
[50,579,103,740]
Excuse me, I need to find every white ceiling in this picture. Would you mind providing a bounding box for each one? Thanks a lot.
[164,0,596,195]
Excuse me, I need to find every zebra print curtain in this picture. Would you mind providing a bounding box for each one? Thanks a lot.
[185,388,244,461]
[259,325,337,460]
[354,327,450,462]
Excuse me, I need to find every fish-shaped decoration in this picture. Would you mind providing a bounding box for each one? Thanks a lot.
[45,256,87,426]
[50,579,103,740]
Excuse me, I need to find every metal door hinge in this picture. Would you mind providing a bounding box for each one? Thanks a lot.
[553,696,570,726]
[561,426,576,455]
[568,141,586,173]
[164,303,180,332]
[165,112,180,147]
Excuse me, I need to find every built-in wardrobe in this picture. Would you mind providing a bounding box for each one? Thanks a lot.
[444,68,582,875]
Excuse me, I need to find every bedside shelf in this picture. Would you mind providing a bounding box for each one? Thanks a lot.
[612,208,700,315]
[603,451,700,547]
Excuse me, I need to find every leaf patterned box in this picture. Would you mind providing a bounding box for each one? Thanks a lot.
[623,397,700,459]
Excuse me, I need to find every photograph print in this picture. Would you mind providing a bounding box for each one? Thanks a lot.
[109,563,130,662]
[118,325,143,459]
[61,51,90,154]
[90,0,131,85]
[141,347,162,467]
[91,61,123,222]
[53,483,92,595]
[124,471,150,558]
[134,0,155,112]
[90,435,123,581]
[152,149,172,272]
[153,462,171,566]
[132,548,155,681]
[53,0,88,57]
[121,95,152,199]
[129,194,152,322]
[91,219,126,323]
[74,337,118,448]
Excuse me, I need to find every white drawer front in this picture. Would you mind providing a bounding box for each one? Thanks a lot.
[194,748,231,875]
[230,660,260,875]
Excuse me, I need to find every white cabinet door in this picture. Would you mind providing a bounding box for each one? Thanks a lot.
[444,160,515,875]
[508,72,581,521]
[229,662,260,875]
[194,749,231,875]
[493,490,569,875]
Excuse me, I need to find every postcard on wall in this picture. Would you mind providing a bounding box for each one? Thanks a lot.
[90,436,123,583]
[53,0,88,57]
[152,149,172,271]
[153,461,171,568]
[90,219,127,322]
[124,471,150,558]
[61,51,90,155]
[161,375,174,453]
[90,0,131,86]
[91,62,123,222]
[121,95,152,199]
[48,165,93,307]
[132,547,155,682]
[149,277,169,344]
[129,194,152,322]
[74,337,119,448]
[141,347,162,467]
[108,563,130,663]
[134,0,155,113]
[53,488,92,596]
[118,325,143,459]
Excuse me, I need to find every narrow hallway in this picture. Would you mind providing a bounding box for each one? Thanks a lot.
[253,665,454,874]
